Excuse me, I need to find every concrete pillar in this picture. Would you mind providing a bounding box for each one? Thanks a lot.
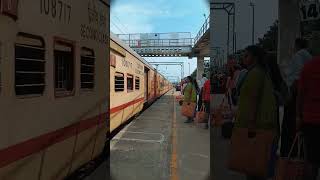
[278,0,300,67]
[196,56,204,81]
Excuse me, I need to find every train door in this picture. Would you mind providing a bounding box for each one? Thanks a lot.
[144,67,149,102]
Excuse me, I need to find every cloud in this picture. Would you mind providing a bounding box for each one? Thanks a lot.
[111,3,160,34]
[110,1,192,34]
[110,0,200,78]
[112,3,171,17]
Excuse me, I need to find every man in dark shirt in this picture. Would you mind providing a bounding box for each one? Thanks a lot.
[296,56,320,180]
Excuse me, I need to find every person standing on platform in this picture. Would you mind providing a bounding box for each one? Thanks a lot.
[198,73,208,111]
[296,56,320,180]
[181,78,188,95]
[234,60,248,106]
[200,73,208,88]
[183,76,197,123]
[231,60,248,122]
[202,76,211,129]
[225,66,235,106]
[280,38,312,158]
[193,78,200,120]
[233,46,278,180]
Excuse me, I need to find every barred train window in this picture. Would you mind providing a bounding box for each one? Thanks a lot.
[127,74,133,91]
[15,33,45,96]
[81,47,95,90]
[54,41,74,96]
[114,72,124,92]
[135,77,140,90]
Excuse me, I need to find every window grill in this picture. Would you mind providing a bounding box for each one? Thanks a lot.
[81,47,95,90]
[15,33,45,96]
[54,41,74,96]
[115,72,124,92]
[127,74,133,91]
[135,77,140,90]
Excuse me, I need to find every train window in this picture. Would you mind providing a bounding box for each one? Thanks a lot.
[80,47,95,90]
[135,77,140,90]
[54,41,74,96]
[127,74,133,92]
[15,33,45,96]
[115,72,124,92]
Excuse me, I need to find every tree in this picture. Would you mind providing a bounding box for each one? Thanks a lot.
[257,20,278,52]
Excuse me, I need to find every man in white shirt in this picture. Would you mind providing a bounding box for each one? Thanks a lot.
[280,38,313,158]
[283,38,312,89]
[199,73,208,89]
[197,73,208,111]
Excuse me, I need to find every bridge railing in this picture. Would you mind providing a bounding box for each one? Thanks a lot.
[193,15,210,46]
[122,38,194,48]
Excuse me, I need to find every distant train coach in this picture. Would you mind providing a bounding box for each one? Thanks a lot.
[110,33,173,132]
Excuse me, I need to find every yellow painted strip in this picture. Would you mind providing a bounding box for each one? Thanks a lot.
[170,91,179,180]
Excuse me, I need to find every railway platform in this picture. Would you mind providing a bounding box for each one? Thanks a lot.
[85,93,320,180]
[86,89,210,180]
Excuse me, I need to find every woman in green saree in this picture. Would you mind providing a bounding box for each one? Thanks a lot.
[234,46,279,180]
[183,76,197,123]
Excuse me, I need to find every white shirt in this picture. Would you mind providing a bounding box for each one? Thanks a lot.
[284,49,312,87]
[199,77,208,89]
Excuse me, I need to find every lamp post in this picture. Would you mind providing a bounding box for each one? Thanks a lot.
[188,62,190,75]
[249,1,255,45]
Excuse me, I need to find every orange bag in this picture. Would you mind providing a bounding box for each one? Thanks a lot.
[211,108,223,126]
[274,133,312,180]
[211,96,230,127]
[196,105,208,123]
[181,102,196,118]
[228,128,275,177]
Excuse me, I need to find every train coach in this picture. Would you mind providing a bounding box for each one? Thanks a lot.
[0,0,109,179]
[0,0,171,179]
[110,33,172,133]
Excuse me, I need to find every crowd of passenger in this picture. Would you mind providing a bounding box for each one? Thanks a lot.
[180,38,320,180]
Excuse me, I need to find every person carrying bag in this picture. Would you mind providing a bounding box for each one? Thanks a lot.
[295,56,320,180]
[182,76,197,123]
[274,132,312,180]
[227,46,279,180]
[201,78,211,129]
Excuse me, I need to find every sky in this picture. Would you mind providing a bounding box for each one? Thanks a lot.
[212,0,278,57]
[110,0,209,81]
[110,0,278,81]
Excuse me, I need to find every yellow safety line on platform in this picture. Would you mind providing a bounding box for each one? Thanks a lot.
[170,91,179,180]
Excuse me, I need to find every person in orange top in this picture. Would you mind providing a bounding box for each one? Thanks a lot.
[202,77,211,129]
[296,56,320,180]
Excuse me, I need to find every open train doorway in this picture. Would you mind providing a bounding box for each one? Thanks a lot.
[144,67,149,102]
